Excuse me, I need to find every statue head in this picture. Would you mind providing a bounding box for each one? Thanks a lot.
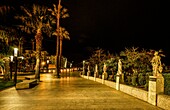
[154,51,158,56]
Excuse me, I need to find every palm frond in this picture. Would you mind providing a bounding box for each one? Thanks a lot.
[20,6,32,17]
[0,5,14,15]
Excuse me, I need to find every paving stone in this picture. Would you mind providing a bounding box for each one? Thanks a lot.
[0,73,164,110]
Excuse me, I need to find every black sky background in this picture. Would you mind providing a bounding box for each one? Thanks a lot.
[1,0,169,65]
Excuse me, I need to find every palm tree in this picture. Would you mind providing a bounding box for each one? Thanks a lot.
[48,2,69,77]
[31,39,35,51]
[15,4,53,81]
[53,26,70,59]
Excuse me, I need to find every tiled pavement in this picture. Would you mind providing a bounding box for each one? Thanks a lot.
[0,72,164,110]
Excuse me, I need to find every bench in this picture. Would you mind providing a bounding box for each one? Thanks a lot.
[16,79,37,90]
[25,76,35,80]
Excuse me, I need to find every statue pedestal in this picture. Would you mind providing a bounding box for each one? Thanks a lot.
[82,70,85,75]
[94,72,96,81]
[121,74,124,83]
[102,72,107,84]
[116,75,120,90]
[87,71,90,79]
[94,72,97,81]
[148,76,164,105]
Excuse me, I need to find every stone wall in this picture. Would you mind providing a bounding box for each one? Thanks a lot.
[80,75,170,110]
[120,84,148,102]
[157,94,170,110]
[104,80,116,89]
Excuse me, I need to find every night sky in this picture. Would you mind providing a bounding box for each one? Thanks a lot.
[1,0,169,65]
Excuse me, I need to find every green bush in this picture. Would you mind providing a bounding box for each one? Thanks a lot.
[0,79,15,90]
[0,79,22,90]
[163,73,170,95]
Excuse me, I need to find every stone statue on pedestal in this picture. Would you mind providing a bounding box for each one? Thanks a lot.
[149,51,164,105]
[87,65,90,76]
[103,63,107,73]
[150,51,163,77]
[117,59,122,75]
[102,63,108,80]
[87,65,90,72]
[95,64,98,73]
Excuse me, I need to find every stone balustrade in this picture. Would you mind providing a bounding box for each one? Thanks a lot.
[80,73,170,110]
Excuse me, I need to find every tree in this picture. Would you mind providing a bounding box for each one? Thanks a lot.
[119,47,165,86]
[0,29,14,81]
[15,4,53,81]
[48,2,69,77]
[87,48,107,76]
[0,5,19,81]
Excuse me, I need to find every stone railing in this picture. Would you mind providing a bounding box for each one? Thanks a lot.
[80,73,170,110]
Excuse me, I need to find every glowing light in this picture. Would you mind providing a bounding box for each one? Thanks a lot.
[14,48,18,57]
[41,61,46,66]
[10,56,13,62]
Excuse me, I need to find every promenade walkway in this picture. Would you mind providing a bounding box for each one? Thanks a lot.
[0,72,164,110]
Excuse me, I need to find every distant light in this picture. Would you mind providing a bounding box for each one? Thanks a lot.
[14,48,18,57]
[70,63,72,68]
[41,61,46,65]
[10,56,13,62]
[47,60,49,64]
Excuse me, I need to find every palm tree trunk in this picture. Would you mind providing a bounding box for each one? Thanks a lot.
[35,32,42,81]
[59,38,62,59]
[55,34,60,77]
[59,38,62,68]
[31,39,35,51]
[54,0,61,78]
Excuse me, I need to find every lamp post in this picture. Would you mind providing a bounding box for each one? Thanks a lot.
[14,48,18,86]
[10,56,13,80]
[70,62,72,72]
[46,59,49,73]
[83,60,85,75]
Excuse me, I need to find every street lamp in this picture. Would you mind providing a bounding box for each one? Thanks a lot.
[10,56,14,80]
[83,60,85,75]
[47,59,49,73]
[14,48,18,86]
[14,48,18,57]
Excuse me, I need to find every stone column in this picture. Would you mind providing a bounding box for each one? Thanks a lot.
[102,73,106,84]
[102,73,105,84]
[94,64,98,81]
[102,63,107,84]
[116,59,122,90]
[116,75,120,90]
[121,74,124,83]
[87,65,90,79]
[148,76,164,105]
[94,72,96,81]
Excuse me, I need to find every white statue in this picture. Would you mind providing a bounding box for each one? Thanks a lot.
[103,63,107,73]
[150,51,163,76]
[117,59,122,75]
[87,65,90,72]
[95,64,98,73]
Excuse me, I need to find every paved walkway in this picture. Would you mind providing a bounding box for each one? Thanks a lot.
[0,72,164,110]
